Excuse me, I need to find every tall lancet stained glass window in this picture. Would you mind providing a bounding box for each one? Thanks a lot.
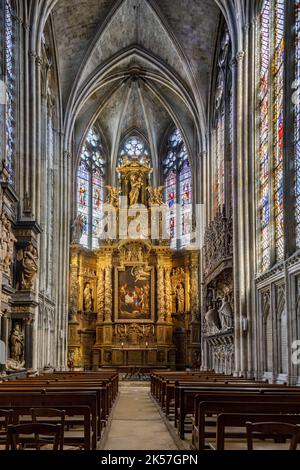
[258,0,271,272]
[163,129,192,249]
[213,30,230,214]
[273,0,285,260]
[295,0,300,246]
[5,0,16,184]
[77,127,105,249]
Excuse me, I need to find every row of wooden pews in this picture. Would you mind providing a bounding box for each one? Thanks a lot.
[0,369,118,450]
[150,370,300,450]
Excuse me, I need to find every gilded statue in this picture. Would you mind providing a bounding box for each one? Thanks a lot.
[176,283,185,313]
[106,185,120,207]
[71,214,84,244]
[147,186,164,206]
[18,244,38,290]
[10,324,24,363]
[219,296,233,330]
[84,282,93,312]
[129,174,143,205]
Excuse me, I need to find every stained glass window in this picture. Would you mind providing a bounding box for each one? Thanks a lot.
[77,127,105,249]
[119,135,150,166]
[273,0,285,260]
[163,129,192,249]
[257,0,286,271]
[5,0,15,184]
[258,0,271,272]
[165,171,177,248]
[213,30,230,214]
[215,114,225,211]
[295,0,300,245]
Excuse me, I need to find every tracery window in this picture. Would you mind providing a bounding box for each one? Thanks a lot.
[5,0,16,184]
[257,0,286,272]
[212,28,232,215]
[273,0,285,260]
[295,0,300,245]
[258,0,271,272]
[163,129,192,249]
[118,135,150,166]
[77,127,106,249]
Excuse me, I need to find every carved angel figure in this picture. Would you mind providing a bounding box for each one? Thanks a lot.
[106,185,120,207]
[17,244,38,290]
[147,186,164,206]
[71,214,84,244]
[131,265,150,282]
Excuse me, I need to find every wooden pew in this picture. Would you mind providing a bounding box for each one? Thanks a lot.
[0,392,97,449]
[216,410,300,450]
[176,384,300,439]
[193,395,300,449]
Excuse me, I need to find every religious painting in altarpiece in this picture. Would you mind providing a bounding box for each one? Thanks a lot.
[115,264,155,322]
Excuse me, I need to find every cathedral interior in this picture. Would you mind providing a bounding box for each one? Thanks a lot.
[1,0,300,387]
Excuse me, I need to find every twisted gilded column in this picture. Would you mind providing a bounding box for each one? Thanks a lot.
[104,263,113,323]
[97,267,105,323]
[157,266,166,321]
[165,268,172,321]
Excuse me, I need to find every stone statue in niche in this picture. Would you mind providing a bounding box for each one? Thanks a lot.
[205,304,221,335]
[219,296,233,330]
[1,215,16,276]
[71,214,84,244]
[176,283,185,313]
[83,282,94,312]
[10,324,24,363]
[17,244,38,290]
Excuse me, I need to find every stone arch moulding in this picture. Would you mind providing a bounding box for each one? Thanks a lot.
[63,48,203,170]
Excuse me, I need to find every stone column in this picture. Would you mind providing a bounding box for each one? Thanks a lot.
[231,49,245,376]
[190,252,200,322]
[25,318,33,369]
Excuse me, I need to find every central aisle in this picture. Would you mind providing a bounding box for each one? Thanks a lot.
[102,382,179,450]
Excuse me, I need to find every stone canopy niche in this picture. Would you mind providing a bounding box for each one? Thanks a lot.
[202,209,234,374]
[68,156,200,370]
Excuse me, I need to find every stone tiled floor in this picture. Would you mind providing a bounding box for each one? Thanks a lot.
[102,383,178,450]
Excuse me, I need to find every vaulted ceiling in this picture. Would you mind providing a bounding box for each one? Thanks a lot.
[49,0,221,168]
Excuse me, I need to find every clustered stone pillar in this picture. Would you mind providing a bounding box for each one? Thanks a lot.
[190,253,200,322]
